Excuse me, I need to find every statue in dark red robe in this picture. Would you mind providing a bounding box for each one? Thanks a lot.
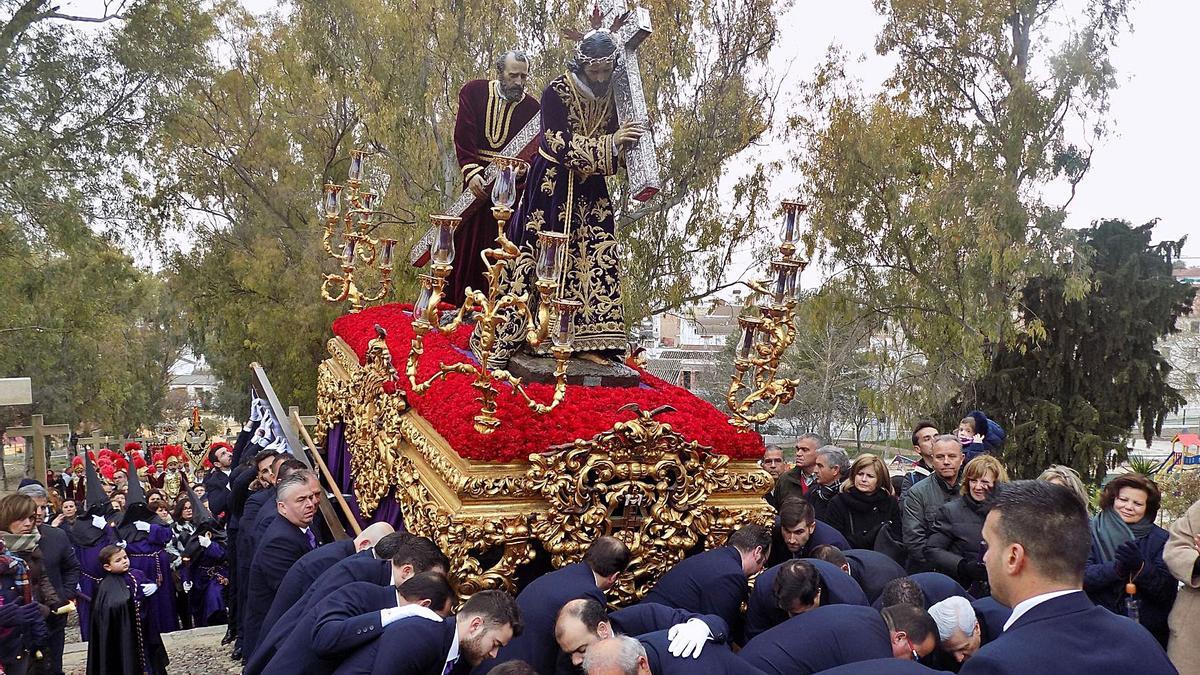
[448,53,540,306]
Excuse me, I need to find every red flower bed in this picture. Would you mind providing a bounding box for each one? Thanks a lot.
[332,303,765,462]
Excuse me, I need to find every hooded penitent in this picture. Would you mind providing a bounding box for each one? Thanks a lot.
[69,451,114,547]
[118,454,163,542]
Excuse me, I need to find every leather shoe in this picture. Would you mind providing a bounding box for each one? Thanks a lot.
[221,626,237,645]
[231,646,243,661]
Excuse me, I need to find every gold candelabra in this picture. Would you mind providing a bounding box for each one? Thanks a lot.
[405,156,578,434]
[321,149,398,313]
[726,200,809,429]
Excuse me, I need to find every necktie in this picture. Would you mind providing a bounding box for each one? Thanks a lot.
[442,658,458,675]
[305,529,317,549]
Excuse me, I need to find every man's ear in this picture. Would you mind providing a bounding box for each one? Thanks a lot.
[892,630,907,644]
[597,621,612,639]
[417,598,432,608]
[355,539,372,553]
[1006,543,1025,574]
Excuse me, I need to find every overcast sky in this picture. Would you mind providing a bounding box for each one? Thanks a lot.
[63,0,1196,264]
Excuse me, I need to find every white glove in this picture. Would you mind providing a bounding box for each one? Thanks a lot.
[141,583,158,597]
[250,401,263,422]
[183,581,193,593]
[134,521,151,532]
[380,604,443,627]
[91,515,107,529]
[667,618,712,659]
[198,535,212,549]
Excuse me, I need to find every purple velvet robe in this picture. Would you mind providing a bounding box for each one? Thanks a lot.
[482,72,625,366]
[73,526,118,639]
[124,524,179,635]
[181,539,227,626]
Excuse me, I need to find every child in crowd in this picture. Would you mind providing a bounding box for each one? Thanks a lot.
[87,545,169,675]
[957,410,1007,460]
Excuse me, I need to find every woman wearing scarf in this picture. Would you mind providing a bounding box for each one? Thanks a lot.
[824,453,902,550]
[0,495,62,675]
[926,454,1009,597]
[0,539,50,675]
[1084,473,1177,647]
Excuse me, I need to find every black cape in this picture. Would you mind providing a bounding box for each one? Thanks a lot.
[86,572,169,675]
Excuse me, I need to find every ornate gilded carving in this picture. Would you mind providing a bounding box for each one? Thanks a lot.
[317,341,774,603]
[526,404,775,604]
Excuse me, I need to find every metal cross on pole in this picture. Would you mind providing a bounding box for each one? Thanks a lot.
[600,0,662,202]
[7,414,72,484]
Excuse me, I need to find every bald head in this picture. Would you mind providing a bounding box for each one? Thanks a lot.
[354,522,395,552]
[555,598,612,667]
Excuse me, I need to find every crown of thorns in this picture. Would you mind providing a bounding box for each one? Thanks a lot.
[563,4,629,67]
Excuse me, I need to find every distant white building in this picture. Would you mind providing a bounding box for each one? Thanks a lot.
[168,351,220,403]
[643,295,743,393]
[1161,267,1200,429]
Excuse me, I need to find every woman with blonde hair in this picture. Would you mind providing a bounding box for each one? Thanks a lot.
[926,454,1010,596]
[824,453,901,550]
[1038,464,1090,508]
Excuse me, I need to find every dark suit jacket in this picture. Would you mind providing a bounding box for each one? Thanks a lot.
[640,546,747,630]
[873,572,972,610]
[478,562,604,674]
[260,539,356,638]
[821,658,945,674]
[203,468,233,523]
[252,550,392,671]
[243,515,316,656]
[745,558,869,642]
[260,581,396,675]
[609,603,729,641]
[845,548,907,604]
[231,421,259,469]
[639,629,765,675]
[334,613,458,675]
[37,523,80,602]
[768,520,851,567]
[740,604,892,675]
[961,591,1176,675]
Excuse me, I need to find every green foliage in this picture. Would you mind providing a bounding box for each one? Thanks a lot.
[956,220,1196,480]
[157,0,792,416]
[1159,470,1200,523]
[792,1,1132,408]
[1128,456,1158,476]
[0,2,208,436]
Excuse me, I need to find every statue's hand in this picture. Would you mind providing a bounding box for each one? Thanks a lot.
[468,174,488,198]
[615,121,646,149]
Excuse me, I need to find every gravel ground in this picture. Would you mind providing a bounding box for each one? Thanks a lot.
[61,624,240,674]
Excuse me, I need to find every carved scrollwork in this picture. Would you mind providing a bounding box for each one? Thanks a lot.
[526,403,775,604]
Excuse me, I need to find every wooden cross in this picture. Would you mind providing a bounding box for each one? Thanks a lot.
[79,432,111,453]
[609,493,648,531]
[7,414,72,483]
[600,0,662,202]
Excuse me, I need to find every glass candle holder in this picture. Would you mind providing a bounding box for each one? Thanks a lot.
[323,183,342,217]
[430,216,461,266]
[536,231,569,283]
[780,200,806,244]
[348,149,366,182]
[414,274,437,317]
[379,239,396,268]
[341,236,358,263]
[359,190,377,213]
[491,163,517,208]
[552,299,582,349]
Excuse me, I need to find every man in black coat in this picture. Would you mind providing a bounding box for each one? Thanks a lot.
[225,447,275,647]
[744,558,869,642]
[261,572,453,675]
[333,590,522,675]
[582,633,765,675]
[36,513,80,675]
[639,524,771,630]
[961,480,1177,675]
[479,537,630,674]
[241,470,321,657]
[258,522,395,641]
[202,443,235,524]
[873,572,972,610]
[740,604,893,674]
[246,534,448,675]
[843,548,907,605]
[768,498,850,567]
[556,598,734,674]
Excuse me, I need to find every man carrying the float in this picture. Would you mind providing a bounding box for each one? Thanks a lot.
[482,11,645,367]
[447,50,541,306]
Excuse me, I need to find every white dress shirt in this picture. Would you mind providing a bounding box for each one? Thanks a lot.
[1003,589,1082,631]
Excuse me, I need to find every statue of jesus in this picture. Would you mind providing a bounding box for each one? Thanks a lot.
[477,24,644,368]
